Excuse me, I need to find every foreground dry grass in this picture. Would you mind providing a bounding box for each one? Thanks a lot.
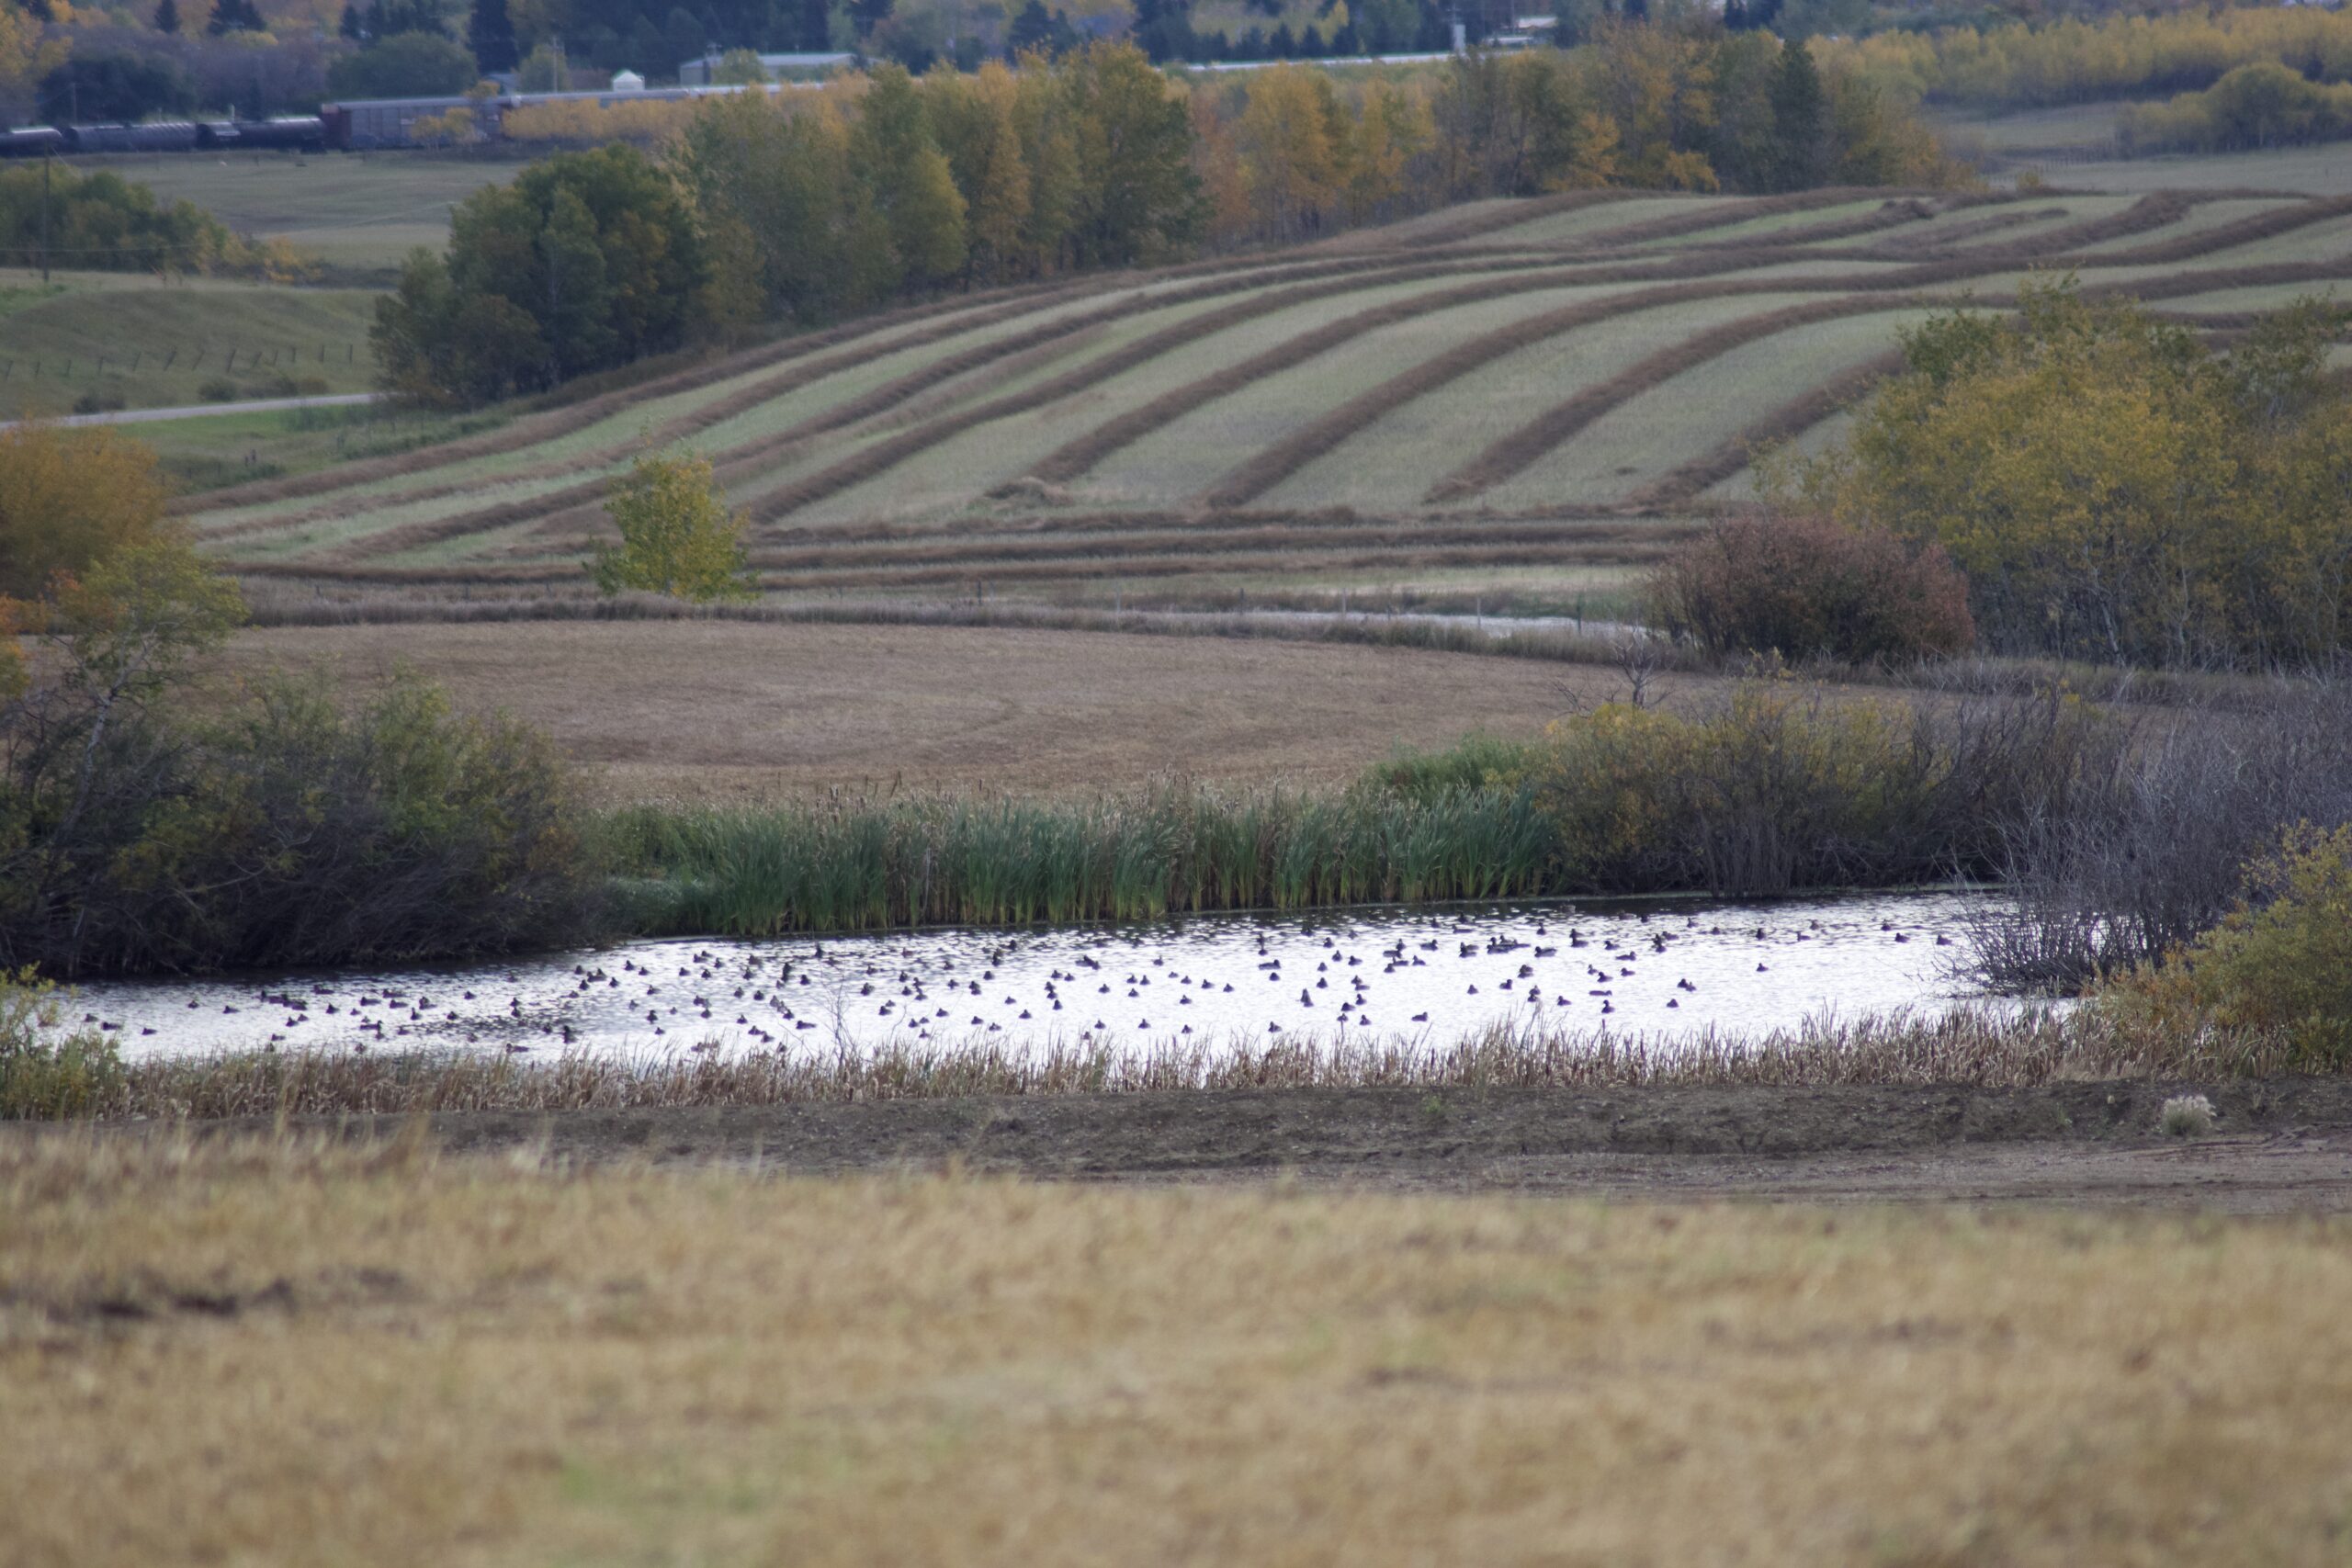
[209,619,1657,800]
[7,1135,2352,1567]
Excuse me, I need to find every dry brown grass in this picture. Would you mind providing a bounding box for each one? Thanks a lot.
[11,1131,2352,1567]
[208,618,1656,800]
[84,1006,2293,1121]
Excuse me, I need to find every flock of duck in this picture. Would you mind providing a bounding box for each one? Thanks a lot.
[66,896,1988,1061]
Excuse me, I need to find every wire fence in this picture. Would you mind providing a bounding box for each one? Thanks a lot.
[0,340,377,380]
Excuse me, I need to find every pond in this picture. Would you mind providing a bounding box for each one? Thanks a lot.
[61,890,2007,1063]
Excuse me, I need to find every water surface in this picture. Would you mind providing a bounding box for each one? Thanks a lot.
[64,891,1999,1062]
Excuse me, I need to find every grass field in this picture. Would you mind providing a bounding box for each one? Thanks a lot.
[9,1131,2352,1567]
[58,150,524,281]
[0,273,380,420]
[164,166,2352,615]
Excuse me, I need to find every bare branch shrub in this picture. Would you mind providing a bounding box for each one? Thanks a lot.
[1968,682,2352,991]
[1645,511,1977,666]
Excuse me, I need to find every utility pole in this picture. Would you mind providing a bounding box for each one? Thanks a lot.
[40,149,51,284]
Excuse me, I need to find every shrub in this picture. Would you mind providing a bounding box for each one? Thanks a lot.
[0,967,124,1119]
[2159,1095,2217,1137]
[2097,825,2352,1069]
[1647,512,1976,665]
[1526,680,2105,897]
[2,542,605,974]
[1358,732,1543,803]
[0,423,172,600]
[1971,683,2352,991]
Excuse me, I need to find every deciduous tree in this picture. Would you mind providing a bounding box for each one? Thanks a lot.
[591,450,758,602]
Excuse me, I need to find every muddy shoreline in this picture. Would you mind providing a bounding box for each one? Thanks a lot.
[36,1076,2352,1211]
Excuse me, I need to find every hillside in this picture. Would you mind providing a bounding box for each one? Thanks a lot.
[184,178,2352,614]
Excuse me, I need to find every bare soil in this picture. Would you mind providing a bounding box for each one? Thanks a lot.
[132,1076,2352,1213]
[214,619,1637,802]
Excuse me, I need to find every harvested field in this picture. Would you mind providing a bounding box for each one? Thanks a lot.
[13,1120,2352,1567]
[210,618,1676,801]
[175,175,2352,612]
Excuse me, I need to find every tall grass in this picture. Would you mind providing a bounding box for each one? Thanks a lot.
[604,783,1556,937]
[77,1005,2290,1121]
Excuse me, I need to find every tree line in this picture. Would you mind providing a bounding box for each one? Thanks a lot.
[378,35,1957,404]
[2119,62,2352,156]
[1817,5,2352,115]
[1793,282,2352,671]
[0,164,305,277]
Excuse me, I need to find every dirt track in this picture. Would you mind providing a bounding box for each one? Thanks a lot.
[116,1077,2352,1213]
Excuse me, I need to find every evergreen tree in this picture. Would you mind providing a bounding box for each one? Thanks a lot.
[795,0,830,50]
[1769,38,1827,189]
[1007,0,1052,54]
[153,0,181,34]
[662,6,707,73]
[339,2,366,38]
[206,0,266,35]
[469,0,519,72]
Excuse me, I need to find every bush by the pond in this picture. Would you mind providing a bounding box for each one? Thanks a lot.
[1526,682,2106,897]
[0,968,124,1119]
[2097,825,2352,1068]
[1970,682,2352,991]
[1645,513,1976,665]
[1,544,605,975]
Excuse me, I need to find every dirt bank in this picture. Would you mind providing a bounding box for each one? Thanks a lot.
[90,1076,2352,1212]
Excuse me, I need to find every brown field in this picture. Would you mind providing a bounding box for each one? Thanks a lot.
[215,619,1645,801]
[10,1129,2352,1567]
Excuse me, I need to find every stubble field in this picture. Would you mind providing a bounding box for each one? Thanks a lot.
[8,1132,2352,1568]
[216,618,1658,800]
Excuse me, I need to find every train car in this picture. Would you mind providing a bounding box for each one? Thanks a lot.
[233,116,327,150]
[126,120,201,152]
[0,126,64,157]
[197,119,242,149]
[62,122,201,152]
[318,96,481,149]
[59,124,133,152]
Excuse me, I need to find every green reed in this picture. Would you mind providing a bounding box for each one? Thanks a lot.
[599,782,1558,938]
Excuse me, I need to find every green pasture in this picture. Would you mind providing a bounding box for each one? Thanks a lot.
[59,151,526,281]
[0,276,379,419]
